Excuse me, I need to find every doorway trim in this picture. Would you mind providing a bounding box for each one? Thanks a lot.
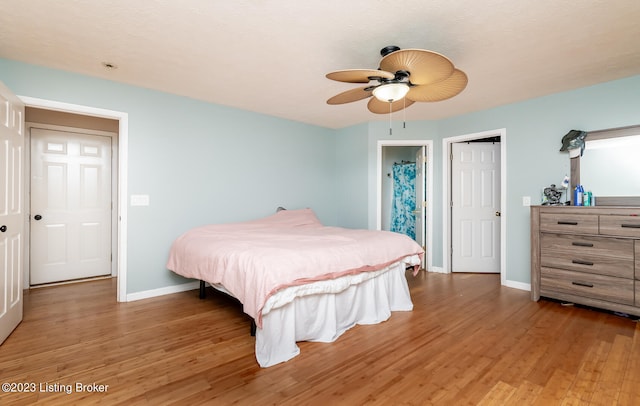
[27,123,117,284]
[376,139,433,271]
[442,128,506,284]
[19,96,129,302]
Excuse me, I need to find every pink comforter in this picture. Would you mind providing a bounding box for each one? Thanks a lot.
[166,209,424,327]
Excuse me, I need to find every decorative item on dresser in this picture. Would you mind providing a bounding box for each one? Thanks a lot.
[531,205,640,317]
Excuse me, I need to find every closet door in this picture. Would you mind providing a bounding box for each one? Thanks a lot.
[30,128,112,285]
[0,81,25,345]
[451,142,500,273]
[415,146,426,267]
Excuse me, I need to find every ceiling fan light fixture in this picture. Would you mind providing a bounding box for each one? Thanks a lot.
[325,46,467,114]
[372,83,409,102]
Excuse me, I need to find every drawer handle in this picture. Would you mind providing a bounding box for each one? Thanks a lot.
[572,281,594,288]
[572,242,594,247]
[572,259,594,266]
[621,224,640,229]
[557,221,578,225]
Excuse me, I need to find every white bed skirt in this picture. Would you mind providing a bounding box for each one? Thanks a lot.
[255,255,419,367]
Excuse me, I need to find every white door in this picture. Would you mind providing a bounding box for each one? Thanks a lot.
[0,82,25,345]
[30,128,112,285]
[414,146,426,268]
[451,142,501,273]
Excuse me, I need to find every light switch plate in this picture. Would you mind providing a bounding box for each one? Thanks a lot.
[131,194,150,206]
[522,196,531,206]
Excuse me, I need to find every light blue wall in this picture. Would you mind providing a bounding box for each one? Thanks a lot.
[436,75,640,284]
[345,75,640,285]
[334,123,369,228]
[2,57,639,292]
[0,58,337,294]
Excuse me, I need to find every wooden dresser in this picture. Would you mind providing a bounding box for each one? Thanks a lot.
[531,205,640,316]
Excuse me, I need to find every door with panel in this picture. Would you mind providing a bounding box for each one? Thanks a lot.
[451,142,501,273]
[414,146,426,269]
[30,127,112,285]
[0,81,25,345]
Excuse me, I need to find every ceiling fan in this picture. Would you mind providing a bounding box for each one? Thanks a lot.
[326,45,468,114]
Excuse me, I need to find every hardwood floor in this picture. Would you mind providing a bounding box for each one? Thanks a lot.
[1,271,640,405]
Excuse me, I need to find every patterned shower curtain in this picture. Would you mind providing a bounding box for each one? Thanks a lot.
[391,162,416,239]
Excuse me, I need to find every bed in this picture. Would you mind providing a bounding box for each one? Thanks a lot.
[166,208,424,367]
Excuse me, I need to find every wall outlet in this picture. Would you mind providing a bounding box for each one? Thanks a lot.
[131,194,150,206]
[522,196,531,206]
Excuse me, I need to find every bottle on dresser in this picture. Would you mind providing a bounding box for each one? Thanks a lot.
[573,184,584,206]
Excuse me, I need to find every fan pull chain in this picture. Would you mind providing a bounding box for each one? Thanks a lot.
[403,98,406,129]
[389,102,392,135]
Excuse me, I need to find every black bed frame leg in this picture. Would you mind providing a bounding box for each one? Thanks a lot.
[199,280,206,299]
[198,279,255,336]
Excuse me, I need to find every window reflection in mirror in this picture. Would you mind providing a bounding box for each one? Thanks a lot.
[580,134,640,196]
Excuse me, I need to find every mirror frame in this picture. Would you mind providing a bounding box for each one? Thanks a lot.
[570,124,640,206]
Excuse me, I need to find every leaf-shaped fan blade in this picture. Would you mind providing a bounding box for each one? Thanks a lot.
[326,69,395,83]
[379,49,454,86]
[406,69,468,102]
[367,97,415,114]
[327,87,372,105]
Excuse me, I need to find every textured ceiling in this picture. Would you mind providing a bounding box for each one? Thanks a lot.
[1,0,639,129]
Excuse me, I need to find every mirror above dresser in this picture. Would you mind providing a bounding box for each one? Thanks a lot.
[570,125,640,206]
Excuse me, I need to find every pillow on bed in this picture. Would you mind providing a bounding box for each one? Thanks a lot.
[262,208,322,227]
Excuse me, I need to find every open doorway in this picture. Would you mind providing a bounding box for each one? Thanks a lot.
[19,96,129,302]
[377,140,433,271]
[442,129,506,284]
[27,109,118,286]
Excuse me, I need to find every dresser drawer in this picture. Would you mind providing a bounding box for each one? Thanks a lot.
[540,267,634,306]
[540,233,634,278]
[636,241,640,280]
[600,215,640,238]
[540,213,598,234]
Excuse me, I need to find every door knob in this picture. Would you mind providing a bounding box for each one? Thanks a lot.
[495,211,501,217]
[34,214,42,220]
[0,225,6,232]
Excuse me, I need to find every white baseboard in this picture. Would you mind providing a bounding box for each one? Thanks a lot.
[124,275,531,302]
[126,281,200,302]
[424,267,531,292]
[427,266,446,273]
[503,280,531,291]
